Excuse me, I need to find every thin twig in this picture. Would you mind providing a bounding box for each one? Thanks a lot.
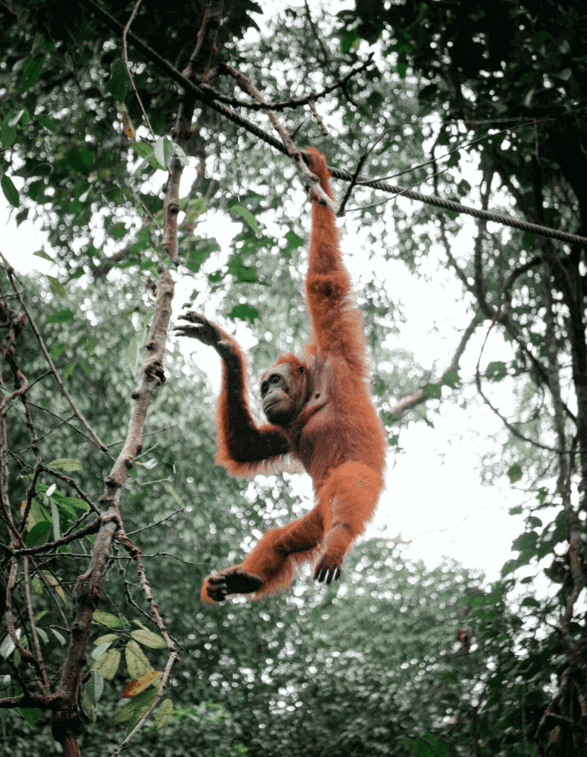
[23,557,50,693]
[221,63,338,214]
[338,134,386,216]
[122,0,155,139]
[308,99,328,136]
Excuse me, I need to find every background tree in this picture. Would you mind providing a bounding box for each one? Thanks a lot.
[1,1,586,755]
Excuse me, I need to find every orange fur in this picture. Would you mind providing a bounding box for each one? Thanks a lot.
[199,147,386,602]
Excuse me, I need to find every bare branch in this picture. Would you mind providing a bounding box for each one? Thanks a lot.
[0,252,108,452]
[474,315,558,452]
[212,54,374,111]
[221,63,338,214]
[338,134,386,217]
[389,316,480,419]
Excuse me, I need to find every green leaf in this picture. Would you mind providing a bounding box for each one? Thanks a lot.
[486,361,507,382]
[186,238,220,273]
[230,205,260,234]
[428,735,449,757]
[512,531,537,552]
[84,335,99,354]
[66,149,95,172]
[86,669,104,706]
[413,739,434,757]
[94,633,118,646]
[521,596,540,608]
[47,459,82,472]
[33,250,54,262]
[228,303,259,323]
[423,382,442,399]
[127,333,139,372]
[470,594,485,608]
[2,124,17,149]
[131,141,154,158]
[20,56,44,91]
[107,59,128,102]
[442,369,460,388]
[508,463,523,483]
[63,360,76,380]
[523,87,535,109]
[19,708,43,726]
[29,573,42,591]
[1,175,20,207]
[126,640,152,678]
[39,116,58,132]
[50,629,67,646]
[49,342,68,360]
[154,136,174,170]
[47,309,74,324]
[25,521,52,547]
[130,152,155,180]
[154,699,173,729]
[0,635,16,659]
[2,113,17,149]
[91,648,121,680]
[128,227,151,254]
[56,495,88,511]
[111,222,127,240]
[228,255,259,283]
[47,276,66,299]
[184,196,207,223]
[282,230,304,256]
[91,642,112,662]
[22,499,49,531]
[112,687,157,725]
[173,143,188,167]
[341,29,360,54]
[501,558,515,577]
[131,629,167,649]
[553,68,572,81]
[93,611,125,629]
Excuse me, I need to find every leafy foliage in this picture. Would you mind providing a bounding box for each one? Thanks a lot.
[1,1,587,755]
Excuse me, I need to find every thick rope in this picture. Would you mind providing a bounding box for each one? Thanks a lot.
[81,0,587,247]
[330,169,587,245]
